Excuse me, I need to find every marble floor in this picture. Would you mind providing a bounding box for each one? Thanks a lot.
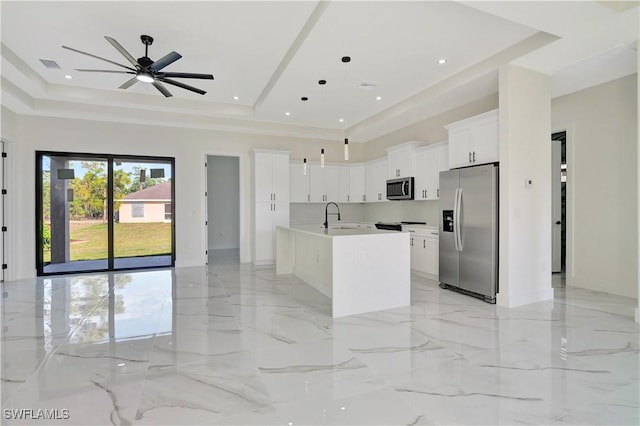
[1,255,638,425]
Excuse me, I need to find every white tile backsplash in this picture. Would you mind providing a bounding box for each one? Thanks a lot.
[290,200,439,226]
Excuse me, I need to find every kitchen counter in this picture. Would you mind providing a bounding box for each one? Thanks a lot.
[288,223,399,237]
[276,225,410,317]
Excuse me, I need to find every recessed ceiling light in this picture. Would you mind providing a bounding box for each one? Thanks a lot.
[64,75,72,79]
[376,96,382,101]
[437,58,448,65]
[285,112,291,116]
[233,96,239,100]
[339,118,344,123]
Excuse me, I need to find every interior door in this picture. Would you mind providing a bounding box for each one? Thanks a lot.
[551,139,562,273]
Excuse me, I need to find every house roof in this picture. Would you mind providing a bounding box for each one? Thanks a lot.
[123,182,172,201]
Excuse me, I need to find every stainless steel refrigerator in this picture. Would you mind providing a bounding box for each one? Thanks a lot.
[439,164,498,303]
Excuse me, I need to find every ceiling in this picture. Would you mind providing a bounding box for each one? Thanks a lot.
[1,1,638,143]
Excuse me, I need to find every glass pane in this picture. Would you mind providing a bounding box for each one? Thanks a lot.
[113,159,173,269]
[42,155,109,273]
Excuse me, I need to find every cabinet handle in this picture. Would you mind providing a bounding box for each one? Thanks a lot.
[468,152,472,163]
[473,151,476,162]
[437,188,440,197]
[348,195,350,202]
[423,240,426,248]
[410,238,413,246]
[307,194,310,202]
[364,195,366,202]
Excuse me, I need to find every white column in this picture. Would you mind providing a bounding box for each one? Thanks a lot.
[497,64,554,307]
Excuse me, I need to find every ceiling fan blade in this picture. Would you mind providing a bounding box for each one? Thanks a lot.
[119,77,139,90]
[104,36,139,68]
[158,77,206,95]
[158,72,214,80]
[75,69,135,74]
[62,45,136,72]
[152,81,173,97]
[150,51,182,72]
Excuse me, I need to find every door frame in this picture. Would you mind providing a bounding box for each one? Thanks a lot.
[202,151,246,264]
[35,150,176,276]
[551,127,573,284]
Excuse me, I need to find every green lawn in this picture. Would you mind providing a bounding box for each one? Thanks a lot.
[44,222,172,262]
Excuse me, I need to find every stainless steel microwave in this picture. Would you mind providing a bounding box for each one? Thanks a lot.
[386,177,414,200]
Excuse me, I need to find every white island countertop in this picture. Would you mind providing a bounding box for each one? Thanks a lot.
[285,224,401,238]
[276,224,410,318]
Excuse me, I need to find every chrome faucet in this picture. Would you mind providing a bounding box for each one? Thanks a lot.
[324,202,341,230]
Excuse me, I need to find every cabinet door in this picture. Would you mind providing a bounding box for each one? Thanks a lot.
[308,164,324,202]
[290,163,309,202]
[387,149,414,178]
[272,154,290,202]
[374,161,388,201]
[424,154,440,200]
[412,236,428,274]
[323,165,340,202]
[425,236,439,276]
[254,154,274,203]
[364,163,377,203]
[349,165,365,203]
[448,127,472,169]
[415,150,438,200]
[254,202,275,263]
[471,118,499,165]
[337,166,350,203]
[273,202,289,231]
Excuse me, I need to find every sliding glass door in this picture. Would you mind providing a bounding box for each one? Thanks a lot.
[36,152,175,276]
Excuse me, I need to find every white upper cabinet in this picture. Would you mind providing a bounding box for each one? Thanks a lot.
[446,109,499,169]
[309,164,340,202]
[337,166,350,203]
[254,150,290,203]
[348,165,365,203]
[414,142,448,200]
[365,158,388,202]
[385,141,421,178]
[289,162,310,202]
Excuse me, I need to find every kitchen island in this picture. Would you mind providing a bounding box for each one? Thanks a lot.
[276,225,410,318]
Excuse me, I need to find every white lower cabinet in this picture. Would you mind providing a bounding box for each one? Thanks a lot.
[406,226,439,278]
[254,202,289,265]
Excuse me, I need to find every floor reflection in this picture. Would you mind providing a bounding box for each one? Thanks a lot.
[1,261,638,425]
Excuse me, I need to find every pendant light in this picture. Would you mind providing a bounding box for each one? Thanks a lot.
[344,138,349,161]
[303,158,307,175]
[341,56,351,161]
[319,79,327,168]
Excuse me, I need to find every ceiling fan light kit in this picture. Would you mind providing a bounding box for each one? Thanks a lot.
[62,34,214,97]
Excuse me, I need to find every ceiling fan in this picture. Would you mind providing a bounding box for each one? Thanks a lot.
[62,35,214,97]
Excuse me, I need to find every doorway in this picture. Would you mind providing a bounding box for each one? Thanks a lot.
[36,151,175,275]
[206,155,240,263]
[551,132,567,283]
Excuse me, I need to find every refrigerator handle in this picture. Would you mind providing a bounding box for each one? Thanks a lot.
[453,188,460,251]
[455,188,463,251]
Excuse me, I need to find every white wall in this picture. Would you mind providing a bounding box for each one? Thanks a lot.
[498,64,553,307]
[552,74,638,298]
[5,114,340,279]
[207,156,239,250]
